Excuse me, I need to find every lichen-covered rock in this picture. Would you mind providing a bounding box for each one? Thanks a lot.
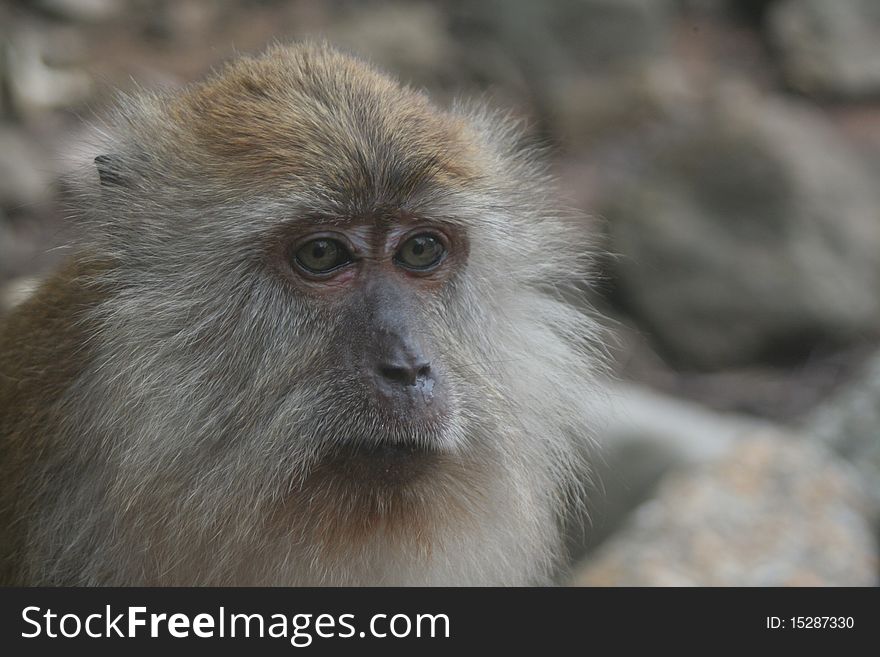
[571,433,877,586]
[805,352,880,515]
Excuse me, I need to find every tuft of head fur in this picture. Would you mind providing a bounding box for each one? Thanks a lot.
[0,42,604,585]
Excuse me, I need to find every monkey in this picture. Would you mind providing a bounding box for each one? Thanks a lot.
[0,42,602,586]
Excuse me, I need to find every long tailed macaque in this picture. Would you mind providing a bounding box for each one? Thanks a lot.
[0,43,601,585]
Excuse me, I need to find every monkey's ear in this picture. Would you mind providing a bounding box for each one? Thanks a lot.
[94,154,127,187]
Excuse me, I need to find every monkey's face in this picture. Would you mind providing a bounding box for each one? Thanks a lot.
[270,212,469,481]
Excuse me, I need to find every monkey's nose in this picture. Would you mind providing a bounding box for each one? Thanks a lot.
[377,360,432,387]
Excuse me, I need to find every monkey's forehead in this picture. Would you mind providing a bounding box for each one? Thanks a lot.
[134,43,488,202]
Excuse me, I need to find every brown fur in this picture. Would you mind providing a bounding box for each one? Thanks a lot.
[170,46,481,194]
[0,261,104,583]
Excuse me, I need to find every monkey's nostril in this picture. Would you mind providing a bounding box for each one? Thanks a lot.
[378,362,430,387]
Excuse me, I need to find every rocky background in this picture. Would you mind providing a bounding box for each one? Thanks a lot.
[1,0,878,585]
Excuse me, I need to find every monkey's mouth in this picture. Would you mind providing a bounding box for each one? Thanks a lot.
[356,441,425,459]
[316,439,439,486]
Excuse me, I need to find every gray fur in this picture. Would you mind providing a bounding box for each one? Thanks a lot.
[10,44,604,585]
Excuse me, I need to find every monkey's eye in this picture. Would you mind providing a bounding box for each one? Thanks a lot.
[294,238,352,274]
[395,234,446,271]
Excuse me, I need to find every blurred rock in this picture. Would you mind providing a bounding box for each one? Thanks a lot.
[0,127,52,214]
[451,0,678,132]
[481,0,675,73]
[805,352,880,514]
[603,86,880,368]
[571,381,771,553]
[136,0,226,43]
[769,0,880,98]
[34,0,122,23]
[6,25,92,113]
[572,433,877,585]
[326,3,460,92]
[596,381,769,465]
[0,276,40,315]
[0,220,57,283]
[548,59,694,149]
